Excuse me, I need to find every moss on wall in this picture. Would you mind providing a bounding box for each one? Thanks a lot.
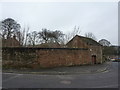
[2,47,101,69]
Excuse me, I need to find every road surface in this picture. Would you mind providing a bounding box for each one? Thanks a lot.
[2,62,119,88]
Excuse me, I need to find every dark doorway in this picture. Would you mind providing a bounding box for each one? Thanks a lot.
[92,55,96,64]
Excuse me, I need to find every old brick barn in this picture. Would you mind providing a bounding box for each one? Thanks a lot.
[2,35,103,68]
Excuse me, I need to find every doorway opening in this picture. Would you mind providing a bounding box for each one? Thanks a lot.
[92,55,96,64]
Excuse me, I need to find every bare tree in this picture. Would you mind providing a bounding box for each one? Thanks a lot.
[0,22,5,39]
[72,26,81,37]
[38,29,64,44]
[64,26,81,44]
[27,31,39,46]
[0,18,21,39]
[38,28,51,43]
[49,30,64,43]
[98,39,111,46]
[22,26,30,46]
[85,32,97,41]
[19,26,30,46]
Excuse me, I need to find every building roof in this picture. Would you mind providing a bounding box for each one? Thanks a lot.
[35,42,61,48]
[67,35,102,46]
[2,37,20,47]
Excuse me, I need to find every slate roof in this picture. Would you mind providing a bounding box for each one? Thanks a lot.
[36,42,61,48]
[2,37,20,47]
[67,35,102,46]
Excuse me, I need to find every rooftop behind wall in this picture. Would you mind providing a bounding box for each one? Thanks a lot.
[2,47,88,50]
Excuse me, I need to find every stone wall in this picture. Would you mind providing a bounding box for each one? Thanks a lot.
[89,46,103,64]
[36,48,91,68]
[2,47,92,69]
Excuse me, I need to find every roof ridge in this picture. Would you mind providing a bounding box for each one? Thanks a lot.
[67,35,102,46]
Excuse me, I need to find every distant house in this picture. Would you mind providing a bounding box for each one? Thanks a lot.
[35,42,61,48]
[2,36,20,47]
[66,35,103,64]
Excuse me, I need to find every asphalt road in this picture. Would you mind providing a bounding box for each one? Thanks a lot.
[2,62,119,88]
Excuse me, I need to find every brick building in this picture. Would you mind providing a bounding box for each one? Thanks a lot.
[2,35,103,68]
[36,42,61,48]
[66,35,103,64]
[2,36,20,47]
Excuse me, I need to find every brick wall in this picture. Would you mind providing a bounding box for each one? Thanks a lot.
[2,47,92,69]
[89,46,103,64]
[36,48,91,68]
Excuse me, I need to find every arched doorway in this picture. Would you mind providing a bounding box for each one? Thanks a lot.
[92,55,96,64]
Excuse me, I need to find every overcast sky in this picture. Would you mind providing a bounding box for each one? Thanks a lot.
[0,2,118,45]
